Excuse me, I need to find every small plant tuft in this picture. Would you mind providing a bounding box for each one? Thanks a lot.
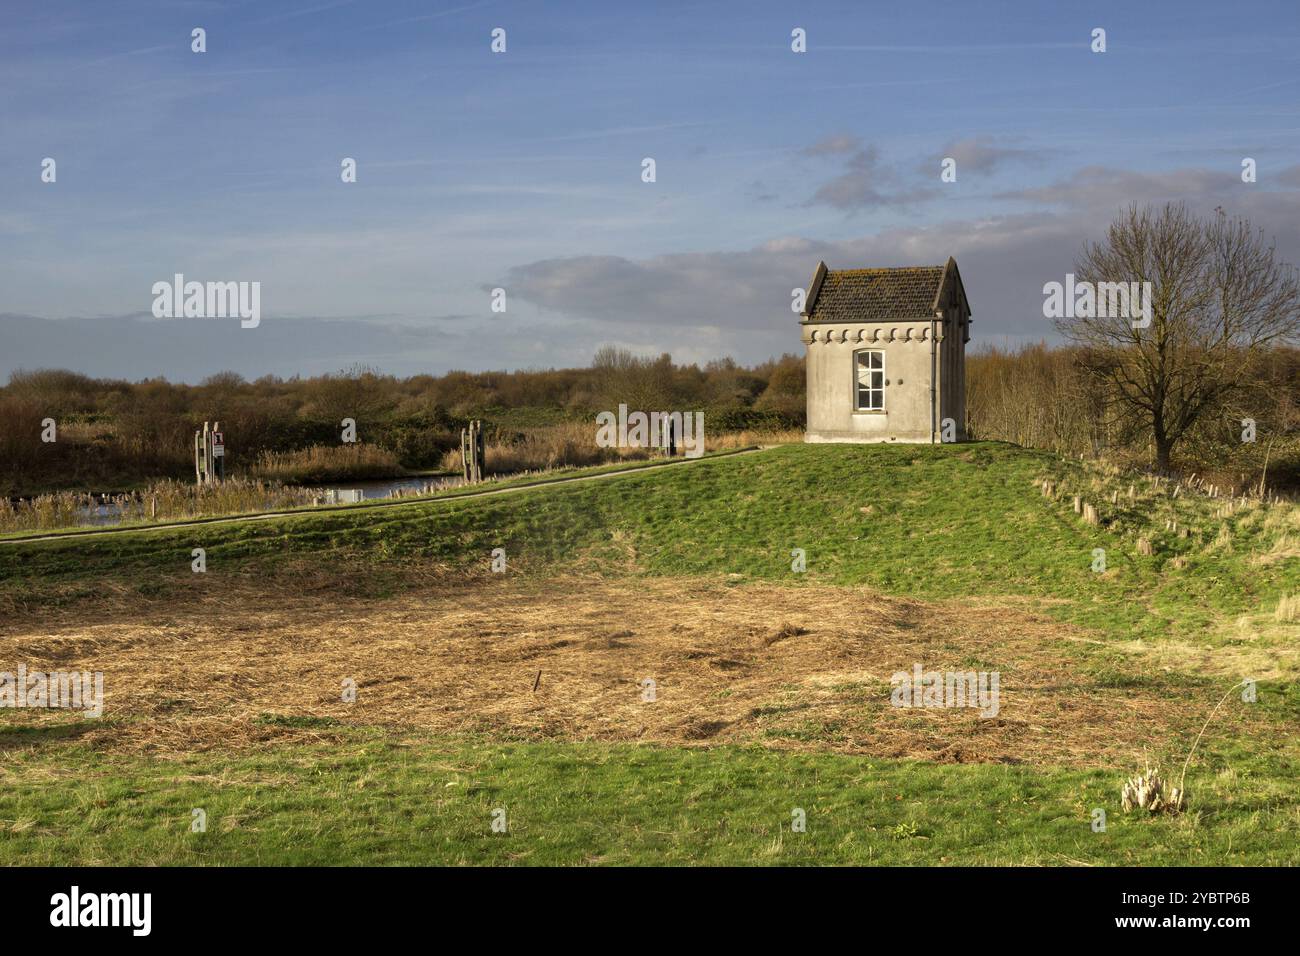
[1121,763,1184,814]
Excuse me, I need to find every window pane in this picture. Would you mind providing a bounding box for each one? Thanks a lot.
[855,351,885,410]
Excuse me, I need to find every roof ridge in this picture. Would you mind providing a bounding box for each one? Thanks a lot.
[829,265,945,274]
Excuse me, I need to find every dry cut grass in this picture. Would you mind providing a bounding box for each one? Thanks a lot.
[0,573,1262,767]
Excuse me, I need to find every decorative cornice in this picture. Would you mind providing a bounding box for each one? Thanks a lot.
[802,324,943,345]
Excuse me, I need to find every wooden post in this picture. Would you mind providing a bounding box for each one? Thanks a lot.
[461,420,485,483]
[475,420,485,481]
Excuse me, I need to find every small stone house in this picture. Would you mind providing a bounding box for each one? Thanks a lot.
[800,258,971,443]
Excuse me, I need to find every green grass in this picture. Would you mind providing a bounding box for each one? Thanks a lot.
[3,733,1296,866]
[4,443,1292,642]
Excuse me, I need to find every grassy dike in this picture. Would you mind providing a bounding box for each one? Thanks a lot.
[2,443,1297,865]
[3,443,1293,637]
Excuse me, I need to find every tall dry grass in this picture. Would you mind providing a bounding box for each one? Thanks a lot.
[249,444,401,483]
[709,429,803,449]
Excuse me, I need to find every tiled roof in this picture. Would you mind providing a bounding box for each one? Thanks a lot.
[806,265,947,322]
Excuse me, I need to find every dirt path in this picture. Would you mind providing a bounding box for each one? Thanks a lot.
[0,447,763,546]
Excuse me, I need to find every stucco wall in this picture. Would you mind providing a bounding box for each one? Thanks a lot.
[802,321,941,443]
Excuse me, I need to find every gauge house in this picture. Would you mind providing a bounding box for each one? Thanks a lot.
[800,258,972,443]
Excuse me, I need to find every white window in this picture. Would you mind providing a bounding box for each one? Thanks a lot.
[855,349,885,411]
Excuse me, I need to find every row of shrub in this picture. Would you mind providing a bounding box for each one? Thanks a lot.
[2,413,803,497]
[3,341,1295,495]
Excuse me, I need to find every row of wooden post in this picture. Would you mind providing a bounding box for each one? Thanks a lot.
[1036,469,1283,558]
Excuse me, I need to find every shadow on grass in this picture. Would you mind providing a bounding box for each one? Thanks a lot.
[0,720,103,751]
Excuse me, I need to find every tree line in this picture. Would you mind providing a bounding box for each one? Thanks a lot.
[3,204,1296,496]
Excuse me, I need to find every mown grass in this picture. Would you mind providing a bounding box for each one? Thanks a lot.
[2,730,1297,866]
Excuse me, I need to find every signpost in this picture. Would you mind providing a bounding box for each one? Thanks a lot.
[194,421,225,486]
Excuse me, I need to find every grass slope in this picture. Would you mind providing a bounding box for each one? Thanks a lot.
[2,443,1296,865]
[3,443,1293,642]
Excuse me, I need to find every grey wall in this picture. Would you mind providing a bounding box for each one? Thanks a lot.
[802,320,942,443]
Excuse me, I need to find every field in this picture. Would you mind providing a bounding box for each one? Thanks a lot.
[1,443,1297,865]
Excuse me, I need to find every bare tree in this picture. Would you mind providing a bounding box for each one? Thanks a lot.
[1059,203,1300,471]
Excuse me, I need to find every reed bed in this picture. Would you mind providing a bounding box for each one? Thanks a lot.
[249,444,401,483]
[441,422,648,474]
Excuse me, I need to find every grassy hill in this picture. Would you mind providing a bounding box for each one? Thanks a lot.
[4,442,1294,641]
[1,443,1297,865]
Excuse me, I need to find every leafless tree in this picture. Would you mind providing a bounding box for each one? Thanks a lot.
[1059,203,1300,471]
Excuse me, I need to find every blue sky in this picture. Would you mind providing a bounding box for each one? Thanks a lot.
[3,0,1299,381]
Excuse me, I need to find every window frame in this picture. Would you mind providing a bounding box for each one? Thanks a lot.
[853,348,886,412]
